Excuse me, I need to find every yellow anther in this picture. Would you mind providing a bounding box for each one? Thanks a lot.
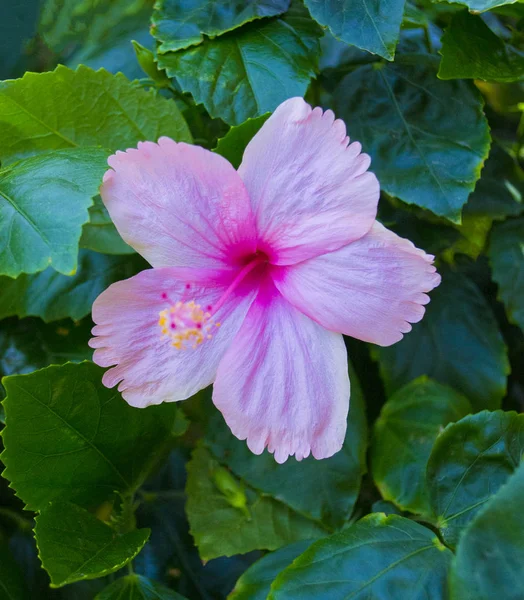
[159,300,215,350]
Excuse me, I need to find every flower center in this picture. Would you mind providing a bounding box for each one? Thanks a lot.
[158,253,267,350]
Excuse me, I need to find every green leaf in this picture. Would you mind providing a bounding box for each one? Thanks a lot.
[451,461,524,600]
[185,446,325,560]
[374,271,509,411]
[1,362,182,511]
[152,0,290,52]
[303,0,405,61]
[0,318,93,381]
[158,1,322,125]
[438,0,517,13]
[0,148,108,278]
[464,145,523,220]
[0,541,30,599]
[0,250,145,322]
[489,218,524,331]
[206,362,368,530]
[439,11,524,83]
[80,197,135,255]
[269,514,453,600]
[0,0,41,79]
[332,55,490,222]
[214,114,270,169]
[426,410,524,548]
[371,376,471,516]
[229,541,312,600]
[34,502,150,588]
[0,65,192,165]
[96,574,189,599]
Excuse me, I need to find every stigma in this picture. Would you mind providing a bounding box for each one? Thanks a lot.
[158,300,219,350]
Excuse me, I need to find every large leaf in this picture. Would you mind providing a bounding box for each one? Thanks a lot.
[303,0,405,61]
[439,11,524,83]
[214,114,270,169]
[426,410,524,548]
[185,446,325,560]
[451,461,524,600]
[1,362,183,511]
[489,218,524,331]
[229,541,312,600]
[374,271,509,411]
[0,0,41,79]
[35,502,150,588]
[96,574,189,599]
[0,148,108,278]
[371,377,471,516]
[206,362,367,530]
[152,0,290,52]
[0,250,144,322]
[0,65,191,165]
[158,2,322,125]
[269,514,453,600]
[332,54,490,222]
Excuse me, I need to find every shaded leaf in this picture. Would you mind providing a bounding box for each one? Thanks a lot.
[440,0,518,13]
[158,2,322,125]
[489,218,524,331]
[0,250,145,322]
[1,362,182,511]
[332,55,490,222]
[0,65,191,165]
[0,0,41,79]
[451,461,524,600]
[269,514,453,600]
[371,376,471,516]
[35,502,149,588]
[0,541,30,599]
[152,0,290,52]
[206,362,367,530]
[185,446,325,560]
[229,541,312,600]
[374,271,509,411]
[304,0,405,60]
[96,574,189,599]
[439,11,524,83]
[426,410,524,548]
[214,114,270,168]
[0,148,108,278]
[80,197,135,255]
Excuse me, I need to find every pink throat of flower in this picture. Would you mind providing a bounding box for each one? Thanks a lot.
[158,254,266,350]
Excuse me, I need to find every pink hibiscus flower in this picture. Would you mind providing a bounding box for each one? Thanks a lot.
[89,98,440,463]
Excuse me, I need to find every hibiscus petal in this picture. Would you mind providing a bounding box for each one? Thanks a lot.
[213,283,350,463]
[238,97,379,265]
[100,138,257,269]
[89,267,257,407]
[273,221,441,347]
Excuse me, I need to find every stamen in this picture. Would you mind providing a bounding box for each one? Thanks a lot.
[159,254,266,351]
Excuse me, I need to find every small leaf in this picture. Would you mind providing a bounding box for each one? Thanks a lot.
[185,446,325,560]
[229,541,313,600]
[1,362,183,511]
[438,0,518,13]
[0,65,191,165]
[439,11,524,83]
[332,55,490,222]
[371,377,471,516]
[0,541,30,599]
[0,250,145,322]
[374,271,509,411]
[0,148,108,278]
[303,0,405,60]
[451,461,524,600]
[214,114,270,169]
[152,0,290,52]
[269,514,453,600]
[158,1,322,125]
[489,218,524,331]
[80,196,135,255]
[96,574,189,599]
[206,362,367,530]
[35,502,150,588]
[426,410,524,548]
